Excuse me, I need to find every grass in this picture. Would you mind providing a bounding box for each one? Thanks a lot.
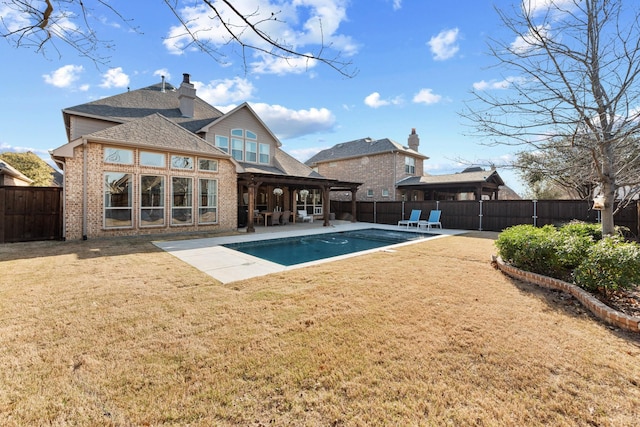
[1,231,639,426]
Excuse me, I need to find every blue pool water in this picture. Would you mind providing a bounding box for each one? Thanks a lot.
[223,228,433,266]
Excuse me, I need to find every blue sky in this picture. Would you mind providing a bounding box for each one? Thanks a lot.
[0,0,529,194]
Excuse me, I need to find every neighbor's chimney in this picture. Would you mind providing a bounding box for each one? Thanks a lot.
[408,128,419,151]
[178,73,196,118]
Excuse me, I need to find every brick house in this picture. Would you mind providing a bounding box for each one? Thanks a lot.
[306,129,508,202]
[306,129,428,201]
[0,159,33,186]
[51,74,359,240]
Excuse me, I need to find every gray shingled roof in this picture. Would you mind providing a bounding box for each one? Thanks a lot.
[397,169,505,186]
[63,82,223,133]
[87,113,228,157]
[237,148,321,178]
[305,137,426,165]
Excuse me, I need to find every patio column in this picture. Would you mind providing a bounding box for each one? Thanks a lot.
[322,185,331,226]
[246,182,259,233]
[350,186,358,222]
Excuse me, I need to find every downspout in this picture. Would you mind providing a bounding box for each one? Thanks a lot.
[82,138,88,240]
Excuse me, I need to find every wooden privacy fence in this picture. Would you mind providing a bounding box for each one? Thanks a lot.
[0,186,63,243]
[331,199,639,237]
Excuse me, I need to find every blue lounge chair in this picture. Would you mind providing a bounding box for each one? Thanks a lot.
[398,209,422,228]
[419,210,442,230]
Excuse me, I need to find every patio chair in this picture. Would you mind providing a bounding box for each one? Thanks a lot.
[397,209,422,228]
[298,209,313,223]
[281,210,291,225]
[418,210,442,230]
[270,210,282,226]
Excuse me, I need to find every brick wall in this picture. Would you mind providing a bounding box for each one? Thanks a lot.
[316,152,424,202]
[63,142,237,240]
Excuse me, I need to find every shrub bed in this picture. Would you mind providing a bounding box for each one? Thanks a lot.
[496,222,640,296]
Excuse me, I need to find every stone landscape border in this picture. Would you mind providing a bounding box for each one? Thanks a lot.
[492,255,640,333]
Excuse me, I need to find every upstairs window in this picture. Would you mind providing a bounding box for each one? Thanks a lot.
[405,156,415,174]
[229,128,261,164]
[259,143,270,164]
[215,135,229,153]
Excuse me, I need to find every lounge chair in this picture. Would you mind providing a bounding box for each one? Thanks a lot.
[418,210,442,230]
[398,209,422,228]
[298,209,312,223]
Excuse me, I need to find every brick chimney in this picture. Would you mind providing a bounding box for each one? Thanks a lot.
[408,128,420,151]
[178,73,196,118]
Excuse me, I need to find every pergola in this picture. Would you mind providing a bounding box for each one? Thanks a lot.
[238,172,361,232]
[396,168,505,201]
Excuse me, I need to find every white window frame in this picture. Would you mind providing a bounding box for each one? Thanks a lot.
[198,158,218,172]
[215,135,229,153]
[140,151,165,168]
[140,175,165,227]
[198,179,218,224]
[171,177,193,226]
[171,155,194,170]
[104,172,133,228]
[405,156,416,174]
[104,147,133,165]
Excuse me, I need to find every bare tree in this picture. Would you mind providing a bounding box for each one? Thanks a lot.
[463,0,640,235]
[0,0,356,77]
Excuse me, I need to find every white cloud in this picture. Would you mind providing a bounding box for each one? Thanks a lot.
[99,67,130,89]
[288,146,329,163]
[250,103,336,140]
[472,76,526,91]
[392,0,402,11]
[163,0,357,75]
[428,28,460,61]
[510,24,550,54]
[412,88,442,105]
[364,92,388,108]
[523,0,577,17]
[153,69,171,81]
[194,77,256,106]
[364,92,402,108]
[42,65,84,88]
[250,53,319,76]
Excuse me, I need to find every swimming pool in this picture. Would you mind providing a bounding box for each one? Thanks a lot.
[223,228,433,266]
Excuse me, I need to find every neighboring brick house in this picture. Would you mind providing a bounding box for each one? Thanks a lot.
[51,73,358,240]
[306,129,428,201]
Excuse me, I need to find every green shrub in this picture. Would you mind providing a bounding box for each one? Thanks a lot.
[573,238,640,294]
[555,222,599,271]
[495,225,562,276]
[558,221,602,240]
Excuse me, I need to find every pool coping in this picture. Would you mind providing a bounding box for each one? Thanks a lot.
[153,222,465,284]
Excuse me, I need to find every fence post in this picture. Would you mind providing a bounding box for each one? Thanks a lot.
[478,200,483,231]
[532,199,538,227]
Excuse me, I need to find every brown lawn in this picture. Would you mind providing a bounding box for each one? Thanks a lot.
[1,231,639,426]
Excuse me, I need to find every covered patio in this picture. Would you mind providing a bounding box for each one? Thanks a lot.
[238,172,361,232]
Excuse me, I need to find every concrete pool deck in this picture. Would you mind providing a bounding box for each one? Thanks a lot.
[153,222,466,284]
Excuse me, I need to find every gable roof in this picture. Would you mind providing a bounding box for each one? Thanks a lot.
[397,168,505,187]
[200,102,282,147]
[62,81,223,137]
[306,137,428,165]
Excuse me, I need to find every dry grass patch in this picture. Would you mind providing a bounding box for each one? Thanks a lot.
[1,232,639,426]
